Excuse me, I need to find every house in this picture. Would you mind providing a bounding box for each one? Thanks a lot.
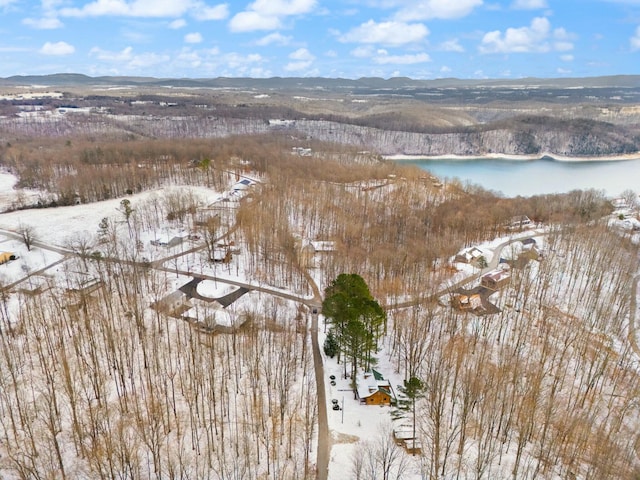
[300,240,337,268]
[153,290,192,314]
[452,293,483,311]
[232,178,253,191]
[0,252,17,265]
[356,369,396,406]
[309,241,336,253]
[150,230,188,247]
[182,299,232,330]
[211,247,232,263]
[520,238,543,260]
[454,246,485,266]
[508,215,534,230]
[66,276,102,295]
[612,197,630,210]
[481,268,511,290]
[292,146,312,156]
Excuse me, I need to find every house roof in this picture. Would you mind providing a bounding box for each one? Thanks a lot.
[482,268,511,283]
[456,246,484,262]
[309,240,336,252]
[356,370,395,400]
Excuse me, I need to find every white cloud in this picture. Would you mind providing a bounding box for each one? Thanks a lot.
[86,45,270,77]
[554,41,573,51]
[631,26,640,51]
[511,0,547,9]
[221,52,264,69]
[184,32,203,43]
[374,52,431,64]
[59,0,228,19]
[176,49,202,67]
[229,11,281,32]
[128,52,172,67]
[195,3,228,20]
[169,18,187,29]
[394,0,482,21]
[255,32,292,46]
[90,46,134,62]
[285,60,313,71]
[560,54,574,61]
[440,65,452,73]
[284,47,315,71]
[23,17,64,29]
[351,46,375,58]
[247,0,316,16]
[479,17,573,54]
[289,47,314,61]
[340,20,429,46]
[229,0,316,32]
[439,39,464,52]
[89,46,170,68]
[40,41,75,55]
[0,0,17,7]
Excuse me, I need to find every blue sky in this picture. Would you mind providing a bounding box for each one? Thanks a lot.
[1,0,640,79]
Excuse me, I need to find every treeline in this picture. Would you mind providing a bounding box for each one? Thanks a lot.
[0,135,295,208]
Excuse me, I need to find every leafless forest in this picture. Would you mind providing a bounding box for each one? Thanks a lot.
[0,83,639,479]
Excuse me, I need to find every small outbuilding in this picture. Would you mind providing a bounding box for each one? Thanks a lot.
[0,252,17,265]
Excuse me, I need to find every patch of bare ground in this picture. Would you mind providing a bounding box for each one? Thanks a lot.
[332,432,360,444]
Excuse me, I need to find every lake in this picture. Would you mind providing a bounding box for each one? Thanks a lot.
[397,156,640,198]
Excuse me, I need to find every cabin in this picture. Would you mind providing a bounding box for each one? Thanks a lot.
[481,268,511,290]
[452,293,483,311]
[356,369,396,406]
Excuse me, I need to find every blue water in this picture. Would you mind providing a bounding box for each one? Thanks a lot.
[398,156,640,197]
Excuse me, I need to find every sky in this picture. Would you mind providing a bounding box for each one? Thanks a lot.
[1,0,640,80]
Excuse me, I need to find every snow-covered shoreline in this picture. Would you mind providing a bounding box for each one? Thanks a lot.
[385,152,640,162]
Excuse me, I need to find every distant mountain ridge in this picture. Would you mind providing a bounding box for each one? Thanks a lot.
[2,73,640,90]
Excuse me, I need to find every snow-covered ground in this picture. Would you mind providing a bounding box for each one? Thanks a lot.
[0,171,42,212]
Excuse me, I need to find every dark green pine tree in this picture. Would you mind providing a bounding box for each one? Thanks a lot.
[323,330,339,358]
[322,273,386,378]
